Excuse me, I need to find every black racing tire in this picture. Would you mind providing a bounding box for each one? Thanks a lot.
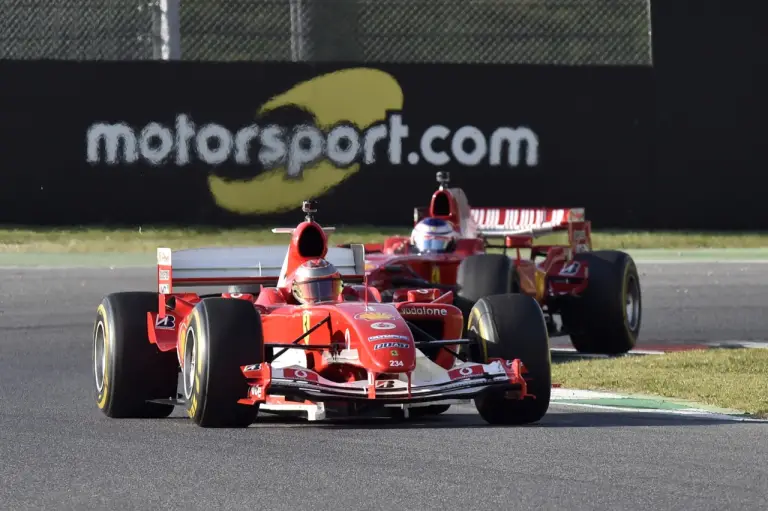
[468,294,551,425]
[559,250,642,355]
[456,254,520,303]
[455,254,520,333]
[93,292,179,418]
[182,298,264,428]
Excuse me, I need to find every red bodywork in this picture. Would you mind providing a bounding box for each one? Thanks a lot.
[344,180,593,335]
[146,213,533,417]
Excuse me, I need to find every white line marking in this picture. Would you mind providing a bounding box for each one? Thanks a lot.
[551,401,768,422]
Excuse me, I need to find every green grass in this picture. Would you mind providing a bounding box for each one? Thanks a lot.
[0,226,767,253]
[552,348,768,418]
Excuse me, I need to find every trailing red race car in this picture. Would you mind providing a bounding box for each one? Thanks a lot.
[339,171,642,355]
[92,201,552,428]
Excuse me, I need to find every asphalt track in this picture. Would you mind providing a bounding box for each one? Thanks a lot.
[1,262,767,510]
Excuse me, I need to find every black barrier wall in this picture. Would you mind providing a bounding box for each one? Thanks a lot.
[0,60,654,229]
[650,0,761,230]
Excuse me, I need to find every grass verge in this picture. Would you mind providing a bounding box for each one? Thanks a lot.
[552,348,768,418]
[1,226,768,253]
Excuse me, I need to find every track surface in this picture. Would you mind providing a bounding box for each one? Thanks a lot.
[1,262,767,510]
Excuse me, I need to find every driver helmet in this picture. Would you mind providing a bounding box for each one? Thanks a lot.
[292,258,343,304]
[411,217,460,253]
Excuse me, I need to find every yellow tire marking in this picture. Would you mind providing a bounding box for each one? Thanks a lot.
[469,306,489,363]
[96,304,109,409]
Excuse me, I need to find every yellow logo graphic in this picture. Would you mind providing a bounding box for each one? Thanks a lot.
[302,310,312,345]
[430,264,441,284]
[354,311,394,321]
[207,68,404,214]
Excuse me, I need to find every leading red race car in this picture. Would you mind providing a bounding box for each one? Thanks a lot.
[340,171,642,355]
[92,201,552,428]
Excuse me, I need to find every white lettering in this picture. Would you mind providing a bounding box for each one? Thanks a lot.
[287,125,324,176]
[489,127,539,166]
[196,124,233,165]
[387,114,408,165]
[259,125,286,167]
[175,114,196,165]
[85,114,539,170]
[363,123,387,164]
[139,123,173,165]
[399,307,448,316]
[420,125,450,166]
[327,125,361,166]
[451,126,487,166]
[234,125,259,164]
[86,123,137,164]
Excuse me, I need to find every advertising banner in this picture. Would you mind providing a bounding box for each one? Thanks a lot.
[0,60,653,227]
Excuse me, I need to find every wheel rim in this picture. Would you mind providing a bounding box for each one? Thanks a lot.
[93,321,106,392]
[625,275,640,331]
[183,328,196,399]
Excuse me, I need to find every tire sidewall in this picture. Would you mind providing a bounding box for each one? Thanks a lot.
[94,301,115,413]
[620,257,642,342]
[184,304,209,423]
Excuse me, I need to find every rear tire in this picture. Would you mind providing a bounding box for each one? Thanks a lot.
[182,298,264,428]
[94,292,179,418]
[559,250,641,354]
[468,294,551,425]
[455,254,520,333]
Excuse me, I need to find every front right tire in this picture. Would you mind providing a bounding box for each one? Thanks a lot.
[182,298,264,428]
[468,294,551,425]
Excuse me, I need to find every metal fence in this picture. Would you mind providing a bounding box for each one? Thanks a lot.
[0,0,653,64]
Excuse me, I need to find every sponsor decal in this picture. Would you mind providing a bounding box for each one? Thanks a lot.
[373,342,410,350]
[355,311,394,321]
[159,283,170,294]
[244,364,262,372]
[448,365,485,380]
[157,248,171,264]
[86,69,538,216]
[155,314,176,330]
[158,269,170,281]
[559,261,580,276]
[284,368,319,382]
[370,322,396,330]
[368,334,410,342]
[375,380,396,389]
[399,306,448,316]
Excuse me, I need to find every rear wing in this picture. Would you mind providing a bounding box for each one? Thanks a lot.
[156,244,366,293]
[471,207,592,254]
[471,208,586,237]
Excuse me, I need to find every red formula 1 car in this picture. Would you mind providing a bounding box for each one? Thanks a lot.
[341,171,642,355]
[92,201,552,428]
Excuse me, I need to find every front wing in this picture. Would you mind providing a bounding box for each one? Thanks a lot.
[237,358,533,406]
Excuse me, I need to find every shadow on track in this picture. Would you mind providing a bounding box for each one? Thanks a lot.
[224,410,755,430]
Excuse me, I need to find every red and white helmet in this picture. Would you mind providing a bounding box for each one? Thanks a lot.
[291,258,343,304]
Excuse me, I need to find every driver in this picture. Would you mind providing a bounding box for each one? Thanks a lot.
[291,258,344,304]
[410,217,460,254]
